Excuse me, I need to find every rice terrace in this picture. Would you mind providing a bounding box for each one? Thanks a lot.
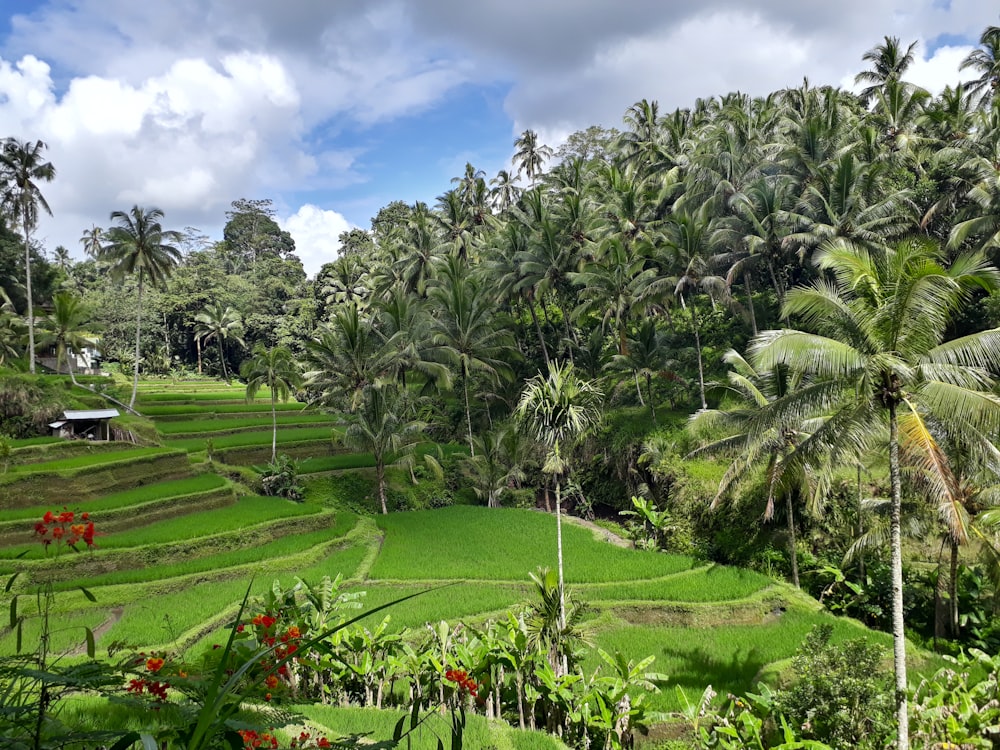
[7,8,1000,749]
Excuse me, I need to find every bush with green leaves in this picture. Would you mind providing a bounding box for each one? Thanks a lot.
[258,453,304,501]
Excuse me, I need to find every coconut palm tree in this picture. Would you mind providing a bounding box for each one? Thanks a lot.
[241,344,301,464]
[37,291,94,386]
[79,225,104,259]
[0,138,55,375]
[100,206,181,408]
[194,303,245,385]
[513,129,553,188]
[960,25,1000,105]
[341,382,426,515]
[515,361,602,672]
[855,36,919,105]
[749,236,1000,749]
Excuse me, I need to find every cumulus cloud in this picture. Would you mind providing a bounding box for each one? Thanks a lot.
[281,204,353,276]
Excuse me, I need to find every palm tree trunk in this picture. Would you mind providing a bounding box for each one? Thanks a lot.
[63,344,78,386]
[633,371,645,405]
[950,539,959,638]
[786,489,800,588]
[646,372,656,424]
[689,297,707,410]
[744,270,758,336]
[888,401,910,750]
[378,459,388,515]
[271,388,277,464]
[527,296,550,367]
[218,338,229,384]
[196,335,202,375]
[130,270,143,409]
[463,370,475,457]
[857,463,866,584]
[23,222,35,374]
[555,474,568,678]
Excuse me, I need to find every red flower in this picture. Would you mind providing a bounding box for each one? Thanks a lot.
[146,657,165,672]
[51,526,64,539]
[34,522,47,536]
[264,674,279,689]
[42,511,55,524]
[81,512,89,521]
[317,739,331,748]
[58,510,74,523]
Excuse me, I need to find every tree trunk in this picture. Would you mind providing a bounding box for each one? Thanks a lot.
[218,338,229,384]
[23,222,35,374]
[378,460,388,515]
[857,463,866,584]
[196,335,202,374]
[645,372,656,423]
[888,401,910,750]
[950,539,960,638]
[527,295,550,367]
[689,297,707,410]
[129,270,143,409]
[786,488,799,589]
[633,371,645,405]
[270,388,277,464]
[744,270,758,336]
[555,473,568,677]
[63,344,78,387]
[463,370,475,457]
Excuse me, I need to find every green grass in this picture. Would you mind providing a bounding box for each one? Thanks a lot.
[1,447,176,475]
[344,582,530,631]
[58,514,361,590]
[1,474,228,520]
[298,705,564,750]
[164,427,340,452]
[9,436,64,447]
[298,453,377,473]
[371,507,698,583]
[0,608,110,657]
[143,402,307,416]
[136,390,274,403]
[2,495,322,559]
[590,608,887,712]
[580,565,772,602]
[155,413,336,435]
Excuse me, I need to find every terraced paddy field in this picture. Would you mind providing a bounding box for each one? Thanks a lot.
[2,378,938,745]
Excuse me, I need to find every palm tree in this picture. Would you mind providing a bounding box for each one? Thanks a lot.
[79,225,104,259]
[341,383,426,515]
[462,425,527,508]
[0,138,55,375]
[513,129,553,188]
[0,289,25,367]
[194,303,245,385]
[36,291,94,386]
[855,36,919,104]
[960,25,1000,105]
[515,361,602,672]
[607,319,671,423]
[100,206,181,408]
[429,261,516,454]
[749,237,1000,749]
[241,344,302,463]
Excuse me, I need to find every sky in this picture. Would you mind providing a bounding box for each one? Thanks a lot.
[0,1,996,277]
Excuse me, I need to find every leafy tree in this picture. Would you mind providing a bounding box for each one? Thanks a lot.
[241,344,302,463]
[749,237,1000,749]
[960,24,1000,105]
[0,138,55,374]
[516,361,602,671]
[36,291,93,386]
[99,206,181,408]
[513,129,553,188]
[855,36,919,104]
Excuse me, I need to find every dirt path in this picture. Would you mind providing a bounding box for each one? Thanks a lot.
[69,606,123,656]
[561,515,632,548]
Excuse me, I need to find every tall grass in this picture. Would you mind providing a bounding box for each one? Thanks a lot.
[143,402,306,416]
[579,566,772,602]
[2,447,176,475]
[372,506,697,582]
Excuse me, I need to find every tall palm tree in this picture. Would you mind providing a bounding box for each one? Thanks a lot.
[37,291,94,386]
[341,382,426,515]
[749,237,1000,749]
[79,225,104,259]
[0,138,55,375]
[960,25,1000,105]
[241,344,301,464]
[513,129,553,188]
[855,36,919,105]
[515,361,602,671]
[100,206,181,408]
[429,262,516,454]
[194,303,245,385]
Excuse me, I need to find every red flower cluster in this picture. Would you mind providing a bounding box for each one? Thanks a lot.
[238,730,279,749]
[34,509,96,550]
[242,611,305,699]
[445,668,479,698]
[127,678,169,701]
[290,731,332,749]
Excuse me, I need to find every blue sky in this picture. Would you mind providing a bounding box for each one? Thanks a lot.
[0,1,994,276]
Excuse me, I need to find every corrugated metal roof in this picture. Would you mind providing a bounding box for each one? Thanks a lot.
[49,420,67,428]
[62,409,120,420]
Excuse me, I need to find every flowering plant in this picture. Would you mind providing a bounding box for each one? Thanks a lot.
[33,508,97,553]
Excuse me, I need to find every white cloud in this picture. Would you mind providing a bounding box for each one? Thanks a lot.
[281,204,353,276]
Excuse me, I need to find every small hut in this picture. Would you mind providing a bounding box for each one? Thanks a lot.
[49,409,120,440]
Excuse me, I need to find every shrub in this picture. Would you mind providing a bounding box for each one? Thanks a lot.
[259,454,304,502]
